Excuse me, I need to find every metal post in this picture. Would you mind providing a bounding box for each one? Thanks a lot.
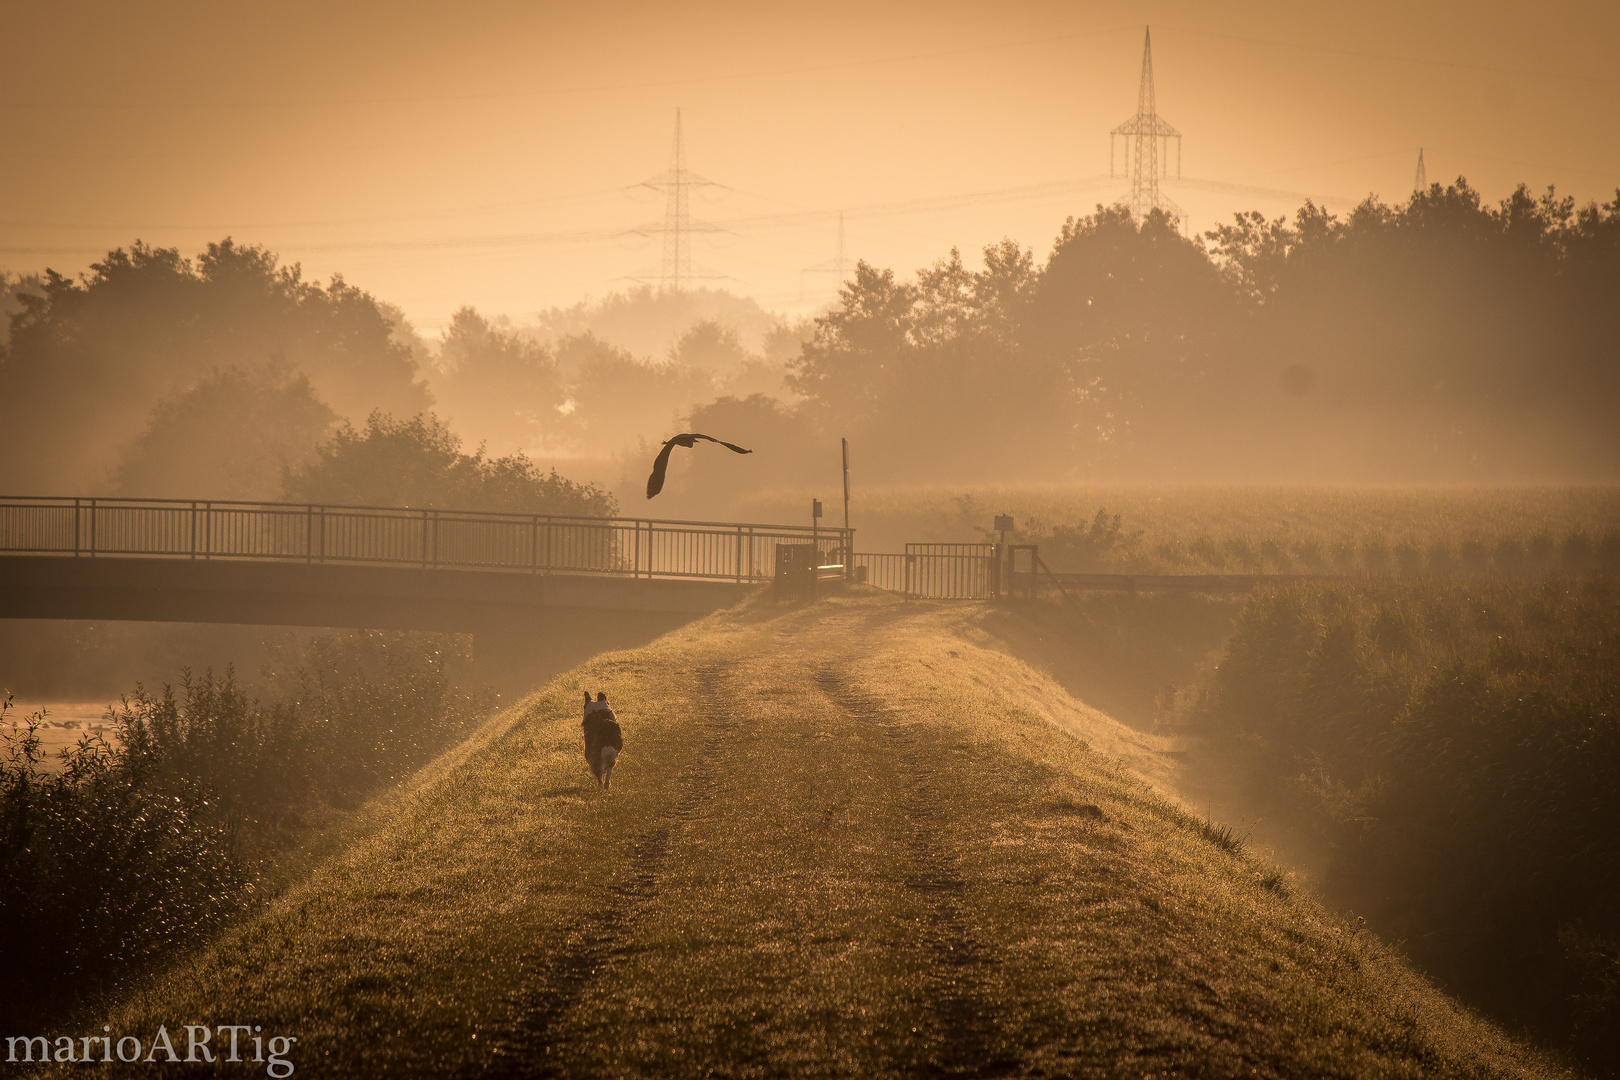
[190,501,198,558]
[88,498,96,557]
[306,504,314,563]
[841,437,851,581]
[74,498,81,557]
[736,525,743,584]
[422,511,430,569]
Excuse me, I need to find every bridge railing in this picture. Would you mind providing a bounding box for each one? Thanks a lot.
[0,496,852,584]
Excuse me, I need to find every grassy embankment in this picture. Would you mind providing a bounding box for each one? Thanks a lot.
[36,590,1563,1078]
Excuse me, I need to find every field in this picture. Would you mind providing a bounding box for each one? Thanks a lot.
[30,590,1563,1078]
[738,485,1620,573]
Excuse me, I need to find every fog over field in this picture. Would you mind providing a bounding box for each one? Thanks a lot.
[3,2,1618,1077]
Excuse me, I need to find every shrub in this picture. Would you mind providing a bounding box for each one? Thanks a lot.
[1199,579,1620,1070]
[0,631,492,1030]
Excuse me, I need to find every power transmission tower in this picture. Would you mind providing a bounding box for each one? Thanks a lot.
[1413,148,1427,193]
[1110,27,1183,224]
[630,109,725,291]
[800,210,850,302]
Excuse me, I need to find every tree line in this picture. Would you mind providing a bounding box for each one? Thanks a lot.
[782,180,1620,483]
[3,177,1616,512]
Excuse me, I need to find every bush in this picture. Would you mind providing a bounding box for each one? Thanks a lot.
[0,631,492,1030]
[1198,578,1620,1070]
[284,411,615,516]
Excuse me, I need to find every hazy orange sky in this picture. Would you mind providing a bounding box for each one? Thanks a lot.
[4,0,1617,338]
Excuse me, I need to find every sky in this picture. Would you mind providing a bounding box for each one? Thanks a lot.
[3,0,1617,338]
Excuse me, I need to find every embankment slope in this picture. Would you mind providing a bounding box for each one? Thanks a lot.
[38,590,1562,1078]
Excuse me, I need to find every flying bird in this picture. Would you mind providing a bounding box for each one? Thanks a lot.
[645,432,752,498]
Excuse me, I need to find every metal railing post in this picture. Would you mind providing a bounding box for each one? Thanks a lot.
[88,498,96,557]
[74,498,81,556]
[190,501,197,559]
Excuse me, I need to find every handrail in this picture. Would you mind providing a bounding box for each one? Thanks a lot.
[0,494,796,532]
[0,495,852,584]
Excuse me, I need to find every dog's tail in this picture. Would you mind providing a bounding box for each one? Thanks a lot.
[599,745,618,790]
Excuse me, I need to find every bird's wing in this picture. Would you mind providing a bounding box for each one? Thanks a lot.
[688,433,753,455]
[645,438,679,499]
[646,433,753,498]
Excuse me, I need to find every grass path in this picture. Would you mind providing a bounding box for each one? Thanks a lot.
[50,591,1563,1078]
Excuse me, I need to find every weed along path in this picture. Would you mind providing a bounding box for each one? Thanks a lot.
[62,591,1561,1079]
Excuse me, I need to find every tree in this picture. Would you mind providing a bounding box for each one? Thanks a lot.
[283,411,614,517]
[0,239,429,492]
[430,307,564,456]
[553,334,714,454]
[787,261,916,428]
[112,361,336,501]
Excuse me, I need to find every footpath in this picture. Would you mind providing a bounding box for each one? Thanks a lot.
[49,590,1562,1079]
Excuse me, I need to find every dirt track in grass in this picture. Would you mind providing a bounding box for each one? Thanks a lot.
[39,590,1567,1079]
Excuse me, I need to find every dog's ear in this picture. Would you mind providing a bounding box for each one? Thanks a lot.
[584,690,592,706]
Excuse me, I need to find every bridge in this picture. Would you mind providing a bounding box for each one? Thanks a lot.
[0,496,852,637]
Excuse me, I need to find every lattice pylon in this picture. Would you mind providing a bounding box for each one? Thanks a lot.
[1110,27,1183,224]
[629,108,726,291]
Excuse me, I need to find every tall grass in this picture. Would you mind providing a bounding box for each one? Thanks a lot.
[1195,577,1620,1071]
[0,631,492,1030]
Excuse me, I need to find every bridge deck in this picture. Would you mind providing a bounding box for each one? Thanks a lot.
[0,497,852,630]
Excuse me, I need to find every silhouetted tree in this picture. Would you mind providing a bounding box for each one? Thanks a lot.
[283,411,614,516]
[0,239,428,492]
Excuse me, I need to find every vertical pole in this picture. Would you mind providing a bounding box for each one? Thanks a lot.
[74,498,82,556]
[841,437,851,580]
[203,502,211,559]
[306,504,313,564]
[735,525,743,584]
[531,515,539,573]
[89,498,96,557]
[190,501,197,559]
[422,511,430,569]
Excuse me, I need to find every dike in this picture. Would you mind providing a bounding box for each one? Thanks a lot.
[30,590,1565,1079]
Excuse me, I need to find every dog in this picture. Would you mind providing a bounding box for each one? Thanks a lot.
[582,691,624,790]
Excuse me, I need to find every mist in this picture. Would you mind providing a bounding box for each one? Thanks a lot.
[3,4,1620,1075]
